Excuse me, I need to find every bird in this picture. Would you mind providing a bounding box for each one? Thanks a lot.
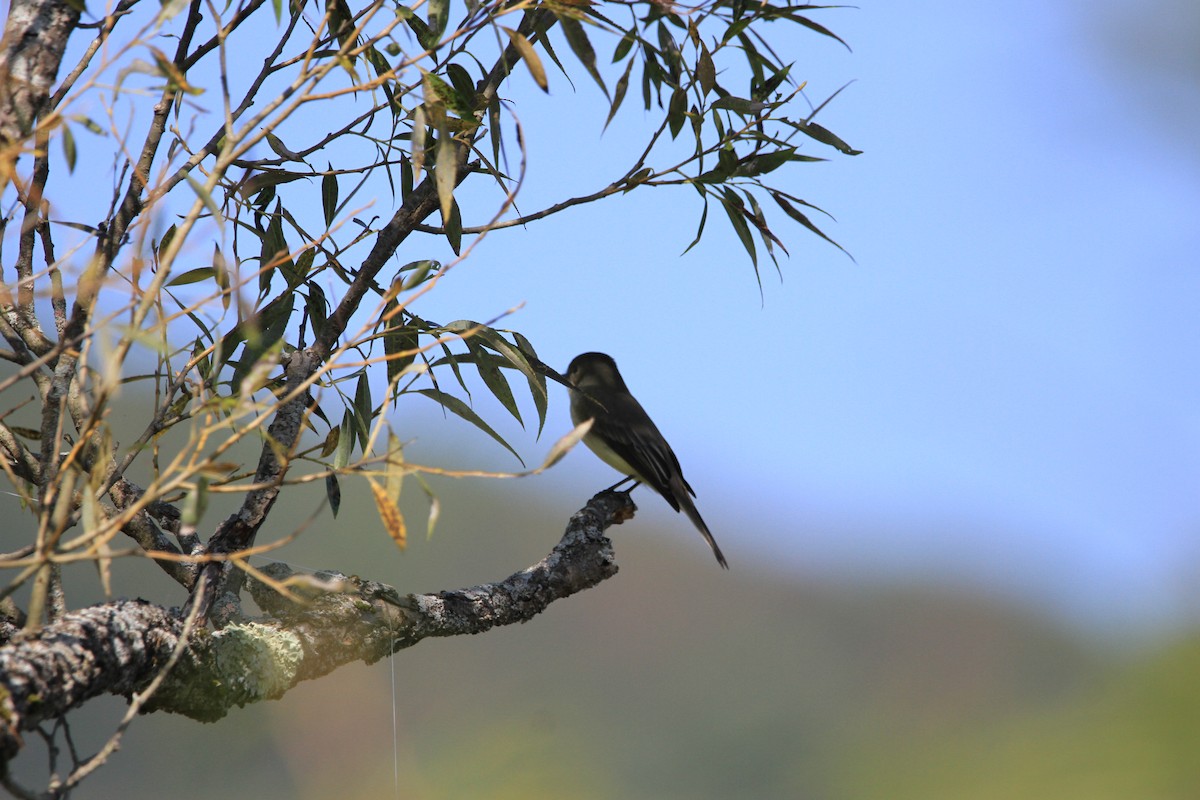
[566,352,728,569]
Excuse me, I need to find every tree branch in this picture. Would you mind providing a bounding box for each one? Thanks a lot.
[0,490,628,763]
[0,0,81,158]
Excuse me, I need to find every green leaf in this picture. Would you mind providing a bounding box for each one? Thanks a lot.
[305,282,328,341]
[667,86,687,139]
[400,258,438,291]
[512,331,548,437]
[711,95,772,115]
[334,408,355,468]
[61,125,77,173]
[604,55,637,131]
[321,426,340,458]
[238,169,306,199]
[186,174,224,224]
[167,267,218,287]
[719,189,757,270]
[266,131,304,162]
[612,31,635,63]
[733,148,797,178]
[681,194,709,255]
[415,389,525,465]
[558,16,609,100]
[423,70,473,118]
[770,190,851,256]
[427,0,449,44]
[469,344,522,427]
[755,63,792,101]
[790,14,851,51]
[403,11,435,50]
[352,371,373,452]
[442,198,462,255]
[325,473,341,517]
[696,42,716,97]
[401,154,414,198]
[212,243,231,310]
[446,63,476,105]
[383,303,417,390]
[797,120,862,155]
[230,292,294,388]
[321,170,339,227]
[259,201,295,296]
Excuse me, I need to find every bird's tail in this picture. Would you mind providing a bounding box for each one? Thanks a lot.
[674,482,729,569]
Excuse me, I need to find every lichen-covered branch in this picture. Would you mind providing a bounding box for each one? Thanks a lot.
[0,490,628,762]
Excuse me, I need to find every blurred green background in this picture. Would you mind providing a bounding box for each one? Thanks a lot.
[12,469,1198,800]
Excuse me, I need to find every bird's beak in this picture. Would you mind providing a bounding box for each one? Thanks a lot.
[525,354,574,389]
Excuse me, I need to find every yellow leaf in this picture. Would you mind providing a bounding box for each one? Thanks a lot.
[369,477,407,550]
[504,27,548,92]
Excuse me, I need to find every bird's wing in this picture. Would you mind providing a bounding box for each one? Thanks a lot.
[587,393,687,511]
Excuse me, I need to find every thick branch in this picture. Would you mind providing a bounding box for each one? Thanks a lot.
[0,0,80,154]
[0,491,628,762]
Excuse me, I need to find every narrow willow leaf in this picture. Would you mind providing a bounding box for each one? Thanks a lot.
[411,106,427,181]
[427,0,449,44]
[305,282,328,340]
[238,170,306,199]
[667,87,687,139]
[166,267,218,287]
[696,42,716,96]
[334,409,355,468]
[369,477,407,550]
[320,425,340,458]
[415,474,440,539]
[512,331,548,437]
[558,16,609,99]
[442,198,462,255]
[326,473,342,517]
[212,243,231,310]
[733,148,796,178]
[266,131,304,162]
[612,30,635,63]
[720,189,757,270]
[383,301,417,389]
[790,14,851,50]
[415,388,525,465]
[504,27,548,92]
[62,125,77,172]
[470,345,523,427]
[435,134,456,221]
[353,371,373,452]
[446,63,476,105]
[542,419,592,469]
[681,195,709,255]
[770,190,851,256]
[186,174,224,223]
[321,170,339,227]
[400,259,438,291]
[797,120,862,155]
[385,433,405,501]
[711,95,771,115]
[603,55,637,131]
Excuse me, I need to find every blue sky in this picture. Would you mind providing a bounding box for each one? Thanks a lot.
[399,1,1200,632]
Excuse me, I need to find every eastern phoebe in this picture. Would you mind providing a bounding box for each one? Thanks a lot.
[566,352,728,569]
